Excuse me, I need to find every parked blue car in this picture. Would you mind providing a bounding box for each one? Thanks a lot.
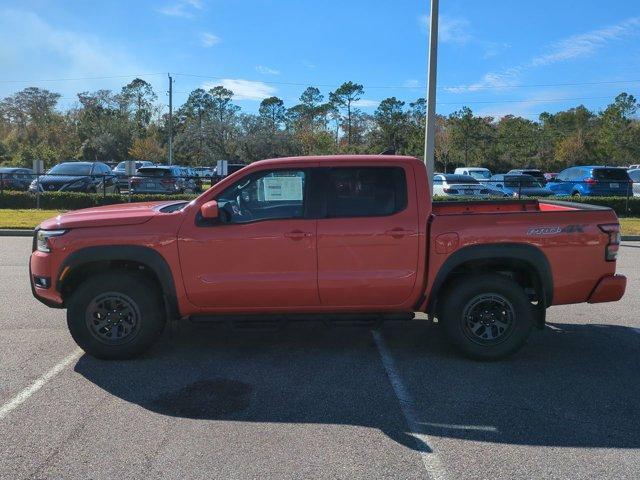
[483,174,554,197]
[547,166,631,197]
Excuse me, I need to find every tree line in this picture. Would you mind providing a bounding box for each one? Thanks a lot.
[0,78,638,172]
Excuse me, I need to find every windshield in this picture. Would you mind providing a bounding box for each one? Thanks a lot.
[468,170,491,180]
[504,175,543,188]
[48,163,92,176]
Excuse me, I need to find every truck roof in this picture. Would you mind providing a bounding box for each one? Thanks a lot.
[252,154,423,168]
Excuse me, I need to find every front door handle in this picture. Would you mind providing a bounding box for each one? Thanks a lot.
[284,230,312,240]
[385,228,415,238]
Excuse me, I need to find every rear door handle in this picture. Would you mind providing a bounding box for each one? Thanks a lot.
[385,228,415,238]
[284,230,312,240]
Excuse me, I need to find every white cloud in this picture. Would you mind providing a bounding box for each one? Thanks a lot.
[158,0,204,18]
[255,65,280,75]
[474,89,568,119]
[531,17,640,67]
[0,9,152,102]
[203,79,277,101]
[446,16,640,94]
[445,69,522,93]
[482,41,510,59]
[352,99,379,108]
[403,79,422,89]
[419,14,471,45]
[200,32,220,47]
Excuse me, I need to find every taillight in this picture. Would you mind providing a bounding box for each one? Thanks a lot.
[443,188,459,194]
[584,177,598,185]
[599,224,621,261]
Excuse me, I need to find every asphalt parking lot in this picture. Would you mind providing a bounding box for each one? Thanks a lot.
[1,237,639,480]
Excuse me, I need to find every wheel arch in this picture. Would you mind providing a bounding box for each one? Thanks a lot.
[426,243,553,318]
[57,245,179,319]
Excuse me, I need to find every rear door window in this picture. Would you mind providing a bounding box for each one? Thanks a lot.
[326,167,407,218]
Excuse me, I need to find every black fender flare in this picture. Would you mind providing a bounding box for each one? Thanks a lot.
[426,243,553,315]
[58,245,179,319]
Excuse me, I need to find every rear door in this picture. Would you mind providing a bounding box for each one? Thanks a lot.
[316,164,420,307]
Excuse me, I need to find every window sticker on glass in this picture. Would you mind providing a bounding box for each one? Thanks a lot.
[262,176,303,201]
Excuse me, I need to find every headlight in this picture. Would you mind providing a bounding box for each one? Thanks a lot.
[36,229,67,253]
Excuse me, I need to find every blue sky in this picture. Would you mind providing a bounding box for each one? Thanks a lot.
[0,0,639,119]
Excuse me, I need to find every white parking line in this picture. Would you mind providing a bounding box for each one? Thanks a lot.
[372,330,448,480]
[0,349,82,421]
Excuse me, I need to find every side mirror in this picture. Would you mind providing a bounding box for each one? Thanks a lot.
[496,184,502,188]
[201,200,219,219]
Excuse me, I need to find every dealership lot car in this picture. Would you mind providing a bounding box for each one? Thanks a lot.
[507,168,547,186]
[628,169,640,197]
[28,161,118,194]
[129,166,192,194]
[112,160,154,189]
[548,166,632,197]
[0,167,34,191]
[433,173,491,197]
[485,174,555,197]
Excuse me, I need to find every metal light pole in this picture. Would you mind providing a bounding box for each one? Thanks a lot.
[168,73,174,166]
[424,0,439,195]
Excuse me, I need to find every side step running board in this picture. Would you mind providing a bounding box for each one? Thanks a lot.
[188,312,415,331]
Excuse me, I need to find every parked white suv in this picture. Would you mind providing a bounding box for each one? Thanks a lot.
[453,167,492,180]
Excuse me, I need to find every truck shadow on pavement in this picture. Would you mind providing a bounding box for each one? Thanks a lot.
[73,321,640,452]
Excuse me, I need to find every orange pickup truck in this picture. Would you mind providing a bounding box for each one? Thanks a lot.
[29,155,626,360]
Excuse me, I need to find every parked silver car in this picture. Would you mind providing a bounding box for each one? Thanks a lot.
[130,166,191,195]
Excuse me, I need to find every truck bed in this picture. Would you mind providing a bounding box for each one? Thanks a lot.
[428,198,619,307]
[432,199,611,216]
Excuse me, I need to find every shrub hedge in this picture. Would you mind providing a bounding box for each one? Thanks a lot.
[0,190,638,217]
[0,190,197,210]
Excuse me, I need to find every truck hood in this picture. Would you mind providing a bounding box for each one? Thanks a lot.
[39,201,180,230]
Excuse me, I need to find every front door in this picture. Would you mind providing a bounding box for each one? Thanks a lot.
[316,165,420,307]
[178,168,319,309]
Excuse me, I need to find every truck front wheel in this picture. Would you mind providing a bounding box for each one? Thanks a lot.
[439,274,534,360]
[66,272,165,360]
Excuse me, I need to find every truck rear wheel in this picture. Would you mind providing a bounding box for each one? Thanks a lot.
[439,274,534,360]
[67,272,165,360]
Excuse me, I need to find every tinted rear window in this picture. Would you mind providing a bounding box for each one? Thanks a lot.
[443,175,479,184]
[593,168,630,181]
[137,168,175,177]
[326,167,407,218]
[504,175,542,187]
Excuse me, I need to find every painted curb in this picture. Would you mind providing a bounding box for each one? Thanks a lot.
[0,229,34,237]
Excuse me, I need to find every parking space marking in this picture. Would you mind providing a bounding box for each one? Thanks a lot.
[372,330,448,480]
[0,349,82,421]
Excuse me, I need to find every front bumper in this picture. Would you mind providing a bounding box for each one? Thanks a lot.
[587,275,627,303]
[29,250,64,308]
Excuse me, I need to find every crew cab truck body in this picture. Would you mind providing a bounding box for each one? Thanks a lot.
[30,155,626,360]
